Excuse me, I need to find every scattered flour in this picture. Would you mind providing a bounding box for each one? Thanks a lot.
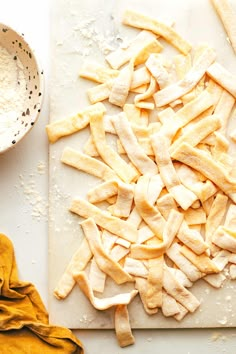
[37,160,46,175]
[0,46,27,150]
[210,332,227,342]
[217,317,228,325]
[71,16,123,56]
[16,162,48,221]
[79,313,94,324]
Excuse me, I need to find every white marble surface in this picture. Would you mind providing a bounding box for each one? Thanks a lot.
[1,0,236,353]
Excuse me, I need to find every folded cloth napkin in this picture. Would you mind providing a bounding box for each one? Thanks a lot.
[0,233,84,354]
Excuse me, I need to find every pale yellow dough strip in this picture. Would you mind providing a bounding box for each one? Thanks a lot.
[177,224,208,255]
[225,204,236,229]
[103,114,117,134]
[162,291,180,317]
[115,237,131,249]
[123,258,148,278]
[214,90,235,133]
[88,257,106,293]
[211,250,231,272]
[130,208,183,259]
[79,62,119,83]
[206,79,223,107]
[211,0,236,54]
[158,107,175,124]
[122,9,191,54]
[180,245,220,274]
[137,225,155,244]
[154,185,207,254]
[193,44,209,96]
[134,76,157,109]
[131,67,151,90]
[166,243,203,282]
[163,266,200,313]
[183,207,206,226]
[158,90,214,143]
[211,132,229,162]
[87,179,134,218]
[74,272,137,310]
[169,268,193,288]
[70,198,138,243]
[130,174,164,241]
[147,174,164,204]
[174,90,214,128]
[205,193,228,252]
[110,245,130,262]
[80,218,133,284]
[212,226,236,253]
[174,53,195,104]
[108,182,134,218]
[53,238,92,299]
[90,108,138,183]
[171,142,236,197]
[135,277,158,315]
[106,30,156,69]
[123,104,143,126]
[145,54,170,89]
[156,193,178,220]
[61,147,119,182]
[133,39,163,66]
[203,90,235,145]
[204,272,226,288]
[174,303,189,321]
[146,239,163,308]
[117,137,154,156]
[87,80,113,104]
[202,195,215,216]
[169,114,221,155]
[109,62,134,107]
[152,135,198,210]
[175,164,217,203]
[112,113,158,175]
[115,305,135,348]
[154,47,216,107]
[87,180,118,203]
[207,62,236,98]
[131,84,148,94]
[134,174,166,238]
[101,230,117,253]
[83,136,99,157]
[46,102,106,143]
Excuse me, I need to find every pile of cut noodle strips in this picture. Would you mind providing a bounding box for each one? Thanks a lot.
[47,3,236,348]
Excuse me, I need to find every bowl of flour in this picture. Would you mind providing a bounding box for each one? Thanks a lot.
[0,23,43,153]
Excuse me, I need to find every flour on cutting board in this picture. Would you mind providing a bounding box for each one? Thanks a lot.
[0,46,27,150]
[56,10,131,57]
[73,17,115,56]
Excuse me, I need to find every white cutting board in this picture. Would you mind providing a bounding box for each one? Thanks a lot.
[49,0,236,329]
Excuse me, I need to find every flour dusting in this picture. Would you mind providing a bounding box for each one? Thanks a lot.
[0,46,27,149]
[18,171,48,222]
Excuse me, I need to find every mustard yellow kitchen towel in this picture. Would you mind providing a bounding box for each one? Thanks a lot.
[0,233,84,354]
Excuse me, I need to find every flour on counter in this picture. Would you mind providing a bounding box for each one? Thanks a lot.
[17,168,48,222]
[210,332,227,342]
[0,46,27,150]
[37,160,46,175]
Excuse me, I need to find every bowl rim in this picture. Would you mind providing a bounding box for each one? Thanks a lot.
[0,22,44,154]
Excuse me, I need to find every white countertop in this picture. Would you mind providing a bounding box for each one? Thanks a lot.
[1,1,236,353]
